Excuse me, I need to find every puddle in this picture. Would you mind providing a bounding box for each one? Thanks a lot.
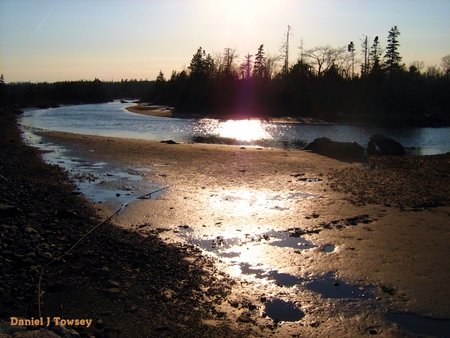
[179,230,315,257]
[386,313,450,338]
[268,230,316,249]
[265,270,303,286]
[264,299,305,322]
[239,263,267,278]
[19,127,164,209]
[323,244,335,253]
[303,272,376,299]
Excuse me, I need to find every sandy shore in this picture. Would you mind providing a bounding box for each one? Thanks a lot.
[28,130,450,337]
[125,104,328,124]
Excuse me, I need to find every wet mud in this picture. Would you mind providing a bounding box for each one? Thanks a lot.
[19,127,450,337]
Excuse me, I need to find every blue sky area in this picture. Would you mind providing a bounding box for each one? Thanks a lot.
[1,0,449,82]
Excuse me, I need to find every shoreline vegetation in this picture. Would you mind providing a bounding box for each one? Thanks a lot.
[1,26,449,128]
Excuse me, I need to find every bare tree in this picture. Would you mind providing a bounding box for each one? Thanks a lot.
[222,47,239,78]
[409,61,425,73]
[263,53,282,80]
[280,25,293,77]
[441,54,450,78]
[303,45,348,77]
[425,65,442,79]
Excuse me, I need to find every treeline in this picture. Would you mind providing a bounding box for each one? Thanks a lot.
[149,26,450,125]
[0,77,153,109]
[1,25,449,126]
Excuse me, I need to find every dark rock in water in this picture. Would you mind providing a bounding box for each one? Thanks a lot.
[304,137,364,158]
[367,140,376,155]
[369,134,405,155]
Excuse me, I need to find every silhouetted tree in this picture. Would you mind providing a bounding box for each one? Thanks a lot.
[360,35,370,78]
[241,53,253,81]
[384,26,402,80]
[253,44,265,80]
[85,79,108,103]
[442,54,450,79]
[0,74,7,106]
[347,41,355,78]
[304,45,347,78]
[280,25,293,77]
[149,71,167,103]
[369,36,383,75]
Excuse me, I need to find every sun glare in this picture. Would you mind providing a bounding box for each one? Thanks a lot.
[218,120,270,142]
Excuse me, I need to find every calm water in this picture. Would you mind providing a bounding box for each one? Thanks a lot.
[20,101,450,155]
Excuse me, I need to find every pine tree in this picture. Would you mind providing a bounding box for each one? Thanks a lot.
[189,47,206,77]
[253,44,266,79]
[360,35,370,78]
[347,41,355,78]
[384,26,402,80]
[370,36,383,74]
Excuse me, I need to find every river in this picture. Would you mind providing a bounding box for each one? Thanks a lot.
[19,101,450,155]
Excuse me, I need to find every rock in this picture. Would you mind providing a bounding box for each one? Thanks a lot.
[160,140,178,144]
[238,313,252,323]
[128,304,139,313]
[0,203,19,215]
[248,303,257,311]
[95,319,105,329]
[107,280,120,287]
[94,266,110,277]
[367,140,377,155]
[51,325,81,338]
[107,288,121,294]
[304,137,364,158]
[369,134,405,155]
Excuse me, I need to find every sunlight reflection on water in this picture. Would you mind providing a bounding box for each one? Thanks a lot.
[204,119,272,142]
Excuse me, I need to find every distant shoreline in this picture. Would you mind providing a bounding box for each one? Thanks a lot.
[125,104,330,125]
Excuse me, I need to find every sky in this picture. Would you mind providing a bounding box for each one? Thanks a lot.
[1,0,449,83]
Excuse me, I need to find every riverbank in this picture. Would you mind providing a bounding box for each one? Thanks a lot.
[126,103,450,127]
[125,104,329,124]
[2,108,450,337]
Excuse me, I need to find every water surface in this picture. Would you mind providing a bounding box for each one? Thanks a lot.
[20,102,450,155]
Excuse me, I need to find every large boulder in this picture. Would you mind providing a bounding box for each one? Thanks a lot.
[369,134,405,155]
[304,137,365,158]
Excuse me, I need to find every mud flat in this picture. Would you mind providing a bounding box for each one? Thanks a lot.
[2,109,450,337]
